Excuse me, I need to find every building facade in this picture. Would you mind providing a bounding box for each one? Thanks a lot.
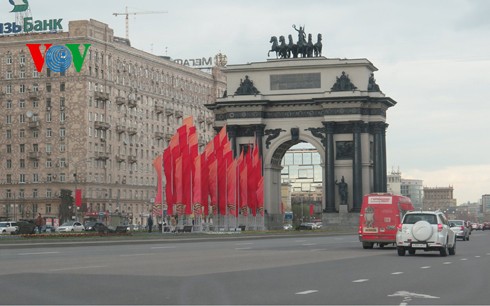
[422,186,457,211]
[0,19,225,225]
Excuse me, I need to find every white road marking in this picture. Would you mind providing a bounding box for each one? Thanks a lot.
[420,266,431,269]
[49,265,105,272]
[151,246,176,249]
[18,251,60,256]
[475,255,481,258]
[460,258,468,261]
[235,242,253,245]
[295,290,318,295]
[388,290,439,299]
[119,253,153,257]
[443,262,452,265]
[391,272,404,275]
[352,279,369,283]
[302,243,316,246]
[310,249,326,252]
[294,240,307,243]
[235,247,251,250]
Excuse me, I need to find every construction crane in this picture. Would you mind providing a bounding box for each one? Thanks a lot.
[113,6,168,40]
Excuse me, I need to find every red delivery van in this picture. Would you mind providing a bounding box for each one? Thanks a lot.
[358,193,414,249]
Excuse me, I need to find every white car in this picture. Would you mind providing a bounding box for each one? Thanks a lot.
[449,219,470,241]
[396,211,456,257]
[0,221,18,234]
[56,221,85,232]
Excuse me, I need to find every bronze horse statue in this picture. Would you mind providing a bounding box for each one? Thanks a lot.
[314,33,322,57]
[268,36,288,58]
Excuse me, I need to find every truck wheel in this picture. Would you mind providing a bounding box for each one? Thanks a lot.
[362,242,374,249]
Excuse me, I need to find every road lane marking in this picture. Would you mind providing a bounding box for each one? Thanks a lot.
[460,258,468,261]
[443,262,452,265]
[49,265,105,272]
[119,253,153,257]
[352,279,369,283]
[235,242,253,245]
[18,251,60,256]
[235,247,251,250]
[391,272,404,275]
[151,246,176,249]
[302,243,316,246]
[294,240,307,243]
[475,256,481,258]
[310,249,326,252]
[420,266,431,269]
[295,290,318,295]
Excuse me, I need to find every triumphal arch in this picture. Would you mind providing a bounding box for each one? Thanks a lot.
[206,37,397,228]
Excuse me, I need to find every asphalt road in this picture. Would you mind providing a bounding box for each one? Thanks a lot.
[1,231,490,305]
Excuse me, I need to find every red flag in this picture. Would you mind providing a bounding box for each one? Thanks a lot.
[75,189,82,207]
[208,155,218,213]
[163,148,174,215]
[239,158,248,216]
[200,154,209,216]
[226,159,237,217]
[152,154,163,205]
[174,155,183,207]
[256,177,264,216]
[193,155,202,215]
[309,204,314,216]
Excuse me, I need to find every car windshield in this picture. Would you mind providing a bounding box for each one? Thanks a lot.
[0,222,8,227]
[450,220,463,226]
[61,221,75,226]
[404,214,437,224]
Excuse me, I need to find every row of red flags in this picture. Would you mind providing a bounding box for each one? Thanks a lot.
[152,117,264,217]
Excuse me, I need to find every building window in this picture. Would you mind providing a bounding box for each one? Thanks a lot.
[60,83,65,91]
[6,71,12,79]
[45,112,51,122]
[45,143,52,153]
[60,112,65,123]
[46,83,51,92]
[46,189,52,198]
[33,70,39,78]
[60,97,65,109]
[33,130,39,138]
[59,128,65,138]
[59,144,65,152]
[6,55,12,64]
[19,84,26,93]
[6,159,12,169]
[19,54,25,64]
[6,84,12,94]
[46,128,52,137]
[32,100,39,108]
[19,114,25,123]
[19,100,25,108]
[46,204,51,213]
[46,159,52,168]
[59,158,66,168]
[7,144,12,153]
[33,173,39,183]
[59,173,65,182]
[6,130,12,139]
[6,100,12,108]
[33,189,38,198]
[46,68,51,77]
[6,115,12,124]
[20,70,25,79]
[20,159,25,168]
[6,174,12,184]
[20,129,25,138]
[19,174,26,183]
[33,160,39,169]
[20,144,25,153]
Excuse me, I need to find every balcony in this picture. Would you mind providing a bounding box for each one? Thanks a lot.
[116,125,126,134]
[165,108,174,116]
[94,91,110,101]
[115,96,126,105]
[155,105,164,114]
[127,155,137,164]
[115,154,125,163]
[28,151,41,160]
[127,127,137,135]
[175,110,183,118]
[127,98,137,108]
[94,121,111,130]
[28,91,41,100]
[154,131,164,140]
[94,151,109,160]
[28,121,40,129]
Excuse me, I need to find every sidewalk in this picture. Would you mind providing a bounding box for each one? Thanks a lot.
[0,229,356,249]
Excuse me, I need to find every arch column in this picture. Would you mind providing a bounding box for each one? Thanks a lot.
[352,121,363,212]
[323,122,336,212]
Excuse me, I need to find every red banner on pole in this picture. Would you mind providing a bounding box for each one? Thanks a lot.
[75,189,82,207]
[309,204,314,216]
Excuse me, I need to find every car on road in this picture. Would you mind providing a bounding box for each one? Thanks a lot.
[396,210,456,257]
[56,221,85,232]
[482,222,490,231]
[449,219,470,241]
[0,221,18,234]
[84,222,114,234]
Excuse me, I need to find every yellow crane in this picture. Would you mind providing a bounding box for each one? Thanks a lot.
[113,6,168,40]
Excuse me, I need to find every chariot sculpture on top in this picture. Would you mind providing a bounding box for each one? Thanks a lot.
[268,24,323,59]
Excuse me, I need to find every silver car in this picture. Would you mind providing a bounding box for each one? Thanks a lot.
[56,221,85,232]
[449,220,470,241]
[0,221,18,234]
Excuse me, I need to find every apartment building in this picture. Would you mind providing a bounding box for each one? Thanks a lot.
[0,19,225,226]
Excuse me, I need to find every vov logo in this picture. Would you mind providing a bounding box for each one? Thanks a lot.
[9,0,29,13]
[26,44,91,73]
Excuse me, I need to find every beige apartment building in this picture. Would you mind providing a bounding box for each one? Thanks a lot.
[422,186,457,211]
[0,19,225,226]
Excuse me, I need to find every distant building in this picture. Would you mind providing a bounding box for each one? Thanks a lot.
[482,194,490,219]
[386,169,423,209]
[423,186,457,211]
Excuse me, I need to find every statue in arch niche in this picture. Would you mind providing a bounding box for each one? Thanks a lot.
[335,176,348,205]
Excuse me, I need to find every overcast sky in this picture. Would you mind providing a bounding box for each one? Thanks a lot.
[3,0,489,204]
